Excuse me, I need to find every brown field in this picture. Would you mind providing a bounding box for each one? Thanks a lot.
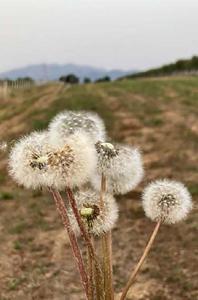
[0,77,197,300]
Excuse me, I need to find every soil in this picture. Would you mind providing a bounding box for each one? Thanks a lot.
[0,79,197,300]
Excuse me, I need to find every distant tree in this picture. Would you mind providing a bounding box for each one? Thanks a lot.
[84,77,91,84]
[174,60,185,72]
[23,77,34,83]
[191,56,198,69]
[125,55,198,80]
[95,76,111,83]
[59,74,79,85]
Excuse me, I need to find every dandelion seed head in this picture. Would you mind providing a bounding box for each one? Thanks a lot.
[8,131,53,189]
[9,130,96,190]
[92,143,144,195]
[44,132,97,189]
[48,110,106,146]
[47,145,74,171]
[95,141,118,160]
[142,179,193,224]
[68,189,118,236]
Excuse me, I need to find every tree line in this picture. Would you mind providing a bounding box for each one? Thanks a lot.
[59,74,111,84]
[0,74,112,87]
[124,56,198,79]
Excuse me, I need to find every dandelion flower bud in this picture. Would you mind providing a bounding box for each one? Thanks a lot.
[8,131,52,189]
[142,179,193,224]
[68,189,118,236]
[43,131,97,189]
[92,142,144,195]
[48,110,106,146]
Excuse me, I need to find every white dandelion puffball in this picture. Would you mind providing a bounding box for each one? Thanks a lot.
[68,189,118,236]
[142,179,193,224]
[92,142,144,195]
[9,131,97,190]
[8,131,53,189]
[48,110,106,146]
[43,131,97,189]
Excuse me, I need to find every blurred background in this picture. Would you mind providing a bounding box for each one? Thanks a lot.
[0,0,197,299]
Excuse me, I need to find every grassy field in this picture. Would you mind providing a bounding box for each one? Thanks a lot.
[0,77,197,300]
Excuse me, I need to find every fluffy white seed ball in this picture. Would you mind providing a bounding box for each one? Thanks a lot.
[9,131,97,190]
[142,179,193,224]
[8,131,52,189]
[68,189,119,236]
[48,110,106,146]
[92,142,144,195]
[44,132,97,189]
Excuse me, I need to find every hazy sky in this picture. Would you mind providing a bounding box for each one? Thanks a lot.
[0,0,198,72]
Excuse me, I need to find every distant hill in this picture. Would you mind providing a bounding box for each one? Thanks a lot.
[121,56,198,79]
[0,63,136,82]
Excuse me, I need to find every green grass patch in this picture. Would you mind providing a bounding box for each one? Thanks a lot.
[8,277,26,291]
[29,84,115,132]
[0,191,14,200]
[189,184,198,197]
[144,117,164,127]
[13,240,23,250]
[9,221,31,235]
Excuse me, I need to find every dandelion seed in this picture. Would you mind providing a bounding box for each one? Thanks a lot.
[92,142,144,195]
[48,110,106,146]
[142,179,193,224]
[68,189,118,236]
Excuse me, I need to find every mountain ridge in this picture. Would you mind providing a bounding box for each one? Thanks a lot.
[0,63,136,81]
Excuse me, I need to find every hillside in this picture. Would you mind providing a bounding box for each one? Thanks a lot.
[0,63,135,82]
[0,77,198,300]
[122,56,198,79]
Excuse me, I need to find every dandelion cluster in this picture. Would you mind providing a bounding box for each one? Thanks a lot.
[9,130,96,189]
[8,109,193,299]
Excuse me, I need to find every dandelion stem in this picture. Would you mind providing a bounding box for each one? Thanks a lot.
[49,188,89,299]
[87,234,94,299]
[66,187,104,300]
[100,174,114,300]
[120,220,161,300]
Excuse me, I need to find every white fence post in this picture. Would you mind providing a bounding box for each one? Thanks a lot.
[3,81,8,99]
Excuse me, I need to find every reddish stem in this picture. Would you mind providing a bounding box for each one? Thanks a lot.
[50,188,89,299]
[66,187,104,300]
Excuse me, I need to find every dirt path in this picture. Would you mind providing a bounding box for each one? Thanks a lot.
[0,83,63,139]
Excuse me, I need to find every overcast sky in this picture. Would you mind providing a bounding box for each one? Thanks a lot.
[0,0,198,72]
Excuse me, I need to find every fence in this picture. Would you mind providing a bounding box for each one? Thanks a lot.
[0,80,35,99]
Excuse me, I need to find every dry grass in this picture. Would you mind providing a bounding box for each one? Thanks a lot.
[0,77,197,299]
